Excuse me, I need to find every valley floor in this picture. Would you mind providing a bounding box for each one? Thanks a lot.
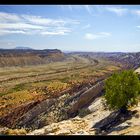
[0,54,124,135]
[0,54,121,118]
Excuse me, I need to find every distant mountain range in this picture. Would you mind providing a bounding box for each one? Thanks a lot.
[0,47,140,69]
[0,48,65,67]
[14,46,33,50]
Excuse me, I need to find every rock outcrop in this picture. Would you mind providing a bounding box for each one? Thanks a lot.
[27,96,140,135]
[27,97,111,135]
[17,99,56,127]
[0,100,41,128]
[93,109,136,135]
[108,103,140,135]
[67,81,104,117]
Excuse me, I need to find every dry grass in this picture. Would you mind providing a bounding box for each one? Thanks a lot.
[2,128,27,135]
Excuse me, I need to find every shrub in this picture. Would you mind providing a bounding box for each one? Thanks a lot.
[103,70,140,111]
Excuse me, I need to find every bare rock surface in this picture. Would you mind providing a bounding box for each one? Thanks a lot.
[108,102,140,135]
[27,96,140,135]
[28,97,111,135]
[67,81,104,117]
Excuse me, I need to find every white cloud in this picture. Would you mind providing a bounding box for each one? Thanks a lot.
[0,30,26,36]
[0,22,45,36]
[68,5,73,11]
[105,7,128,16]
[41,31,68,36]
[60,5,97,16]
[85,33,99,40]
[82,24,91,29]
[85,5,92,15]
[85,32,111,40]
[132,10,140,16]
[60,5,73,11]
[22,15,66,26]
[22,15,80,27]
[99,32,111,36]
[0,12,79,36]
[0,12,21,22]
[0,23,44,30]
[41,28,71,36]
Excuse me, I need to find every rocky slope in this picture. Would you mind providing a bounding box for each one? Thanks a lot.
[69,52,140,69]
[28,97,110,135]
[0,80,104,130]
[106,52,140,69]
[28,96,140,135]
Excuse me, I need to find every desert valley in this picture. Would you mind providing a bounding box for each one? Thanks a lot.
[0,48,140,135]
[1,5,140,136]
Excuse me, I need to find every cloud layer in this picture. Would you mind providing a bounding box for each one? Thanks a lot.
[62,5,140,17]
[85,32,111,40]
[0,12,79,36]
[1,6,140,37]
[105,7,128,16]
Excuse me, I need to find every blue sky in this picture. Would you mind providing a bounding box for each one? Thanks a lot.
[0,5,140,52]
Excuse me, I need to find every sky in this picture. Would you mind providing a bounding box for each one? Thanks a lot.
[0,5,140,52]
